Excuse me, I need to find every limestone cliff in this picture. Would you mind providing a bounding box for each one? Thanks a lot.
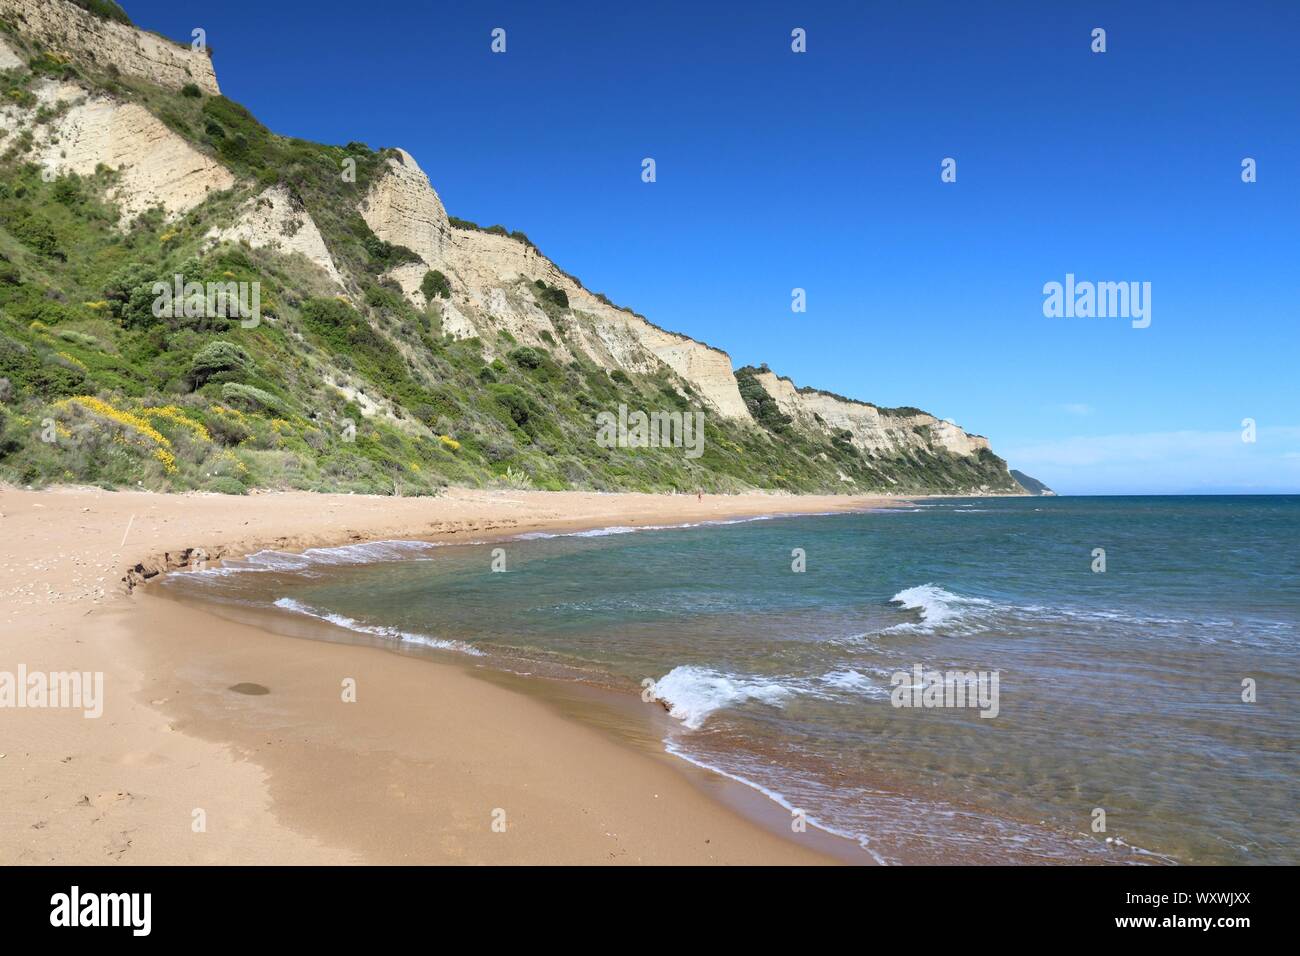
[47,96,233,221]
[0,81,234,222]
[206,185,344,288]
[0,32,21,70]
[357,148,450,267]
[360,149,751,419]
[0,0,219,94]
[753,369,992,460]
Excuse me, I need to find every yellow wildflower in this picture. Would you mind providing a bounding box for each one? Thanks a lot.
[58,396,170,447]
[154,448,178,474]
[142,406,212,443]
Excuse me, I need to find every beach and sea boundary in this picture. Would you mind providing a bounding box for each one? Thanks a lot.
[1,485,918,865]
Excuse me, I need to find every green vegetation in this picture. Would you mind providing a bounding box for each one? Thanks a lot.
[420,269,450,300]
[0,20,1020,498]
[735,365,792,436]
[68,1,132,25]
[1010,469,1053,495]
[187,340,252,388]
[448,215,534,250]
[533,279,568,310]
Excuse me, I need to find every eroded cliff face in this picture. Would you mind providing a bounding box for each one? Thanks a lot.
[0,79,235,222]
[206,185,344,288]
[0,17,348,287]
[0,0,219,94]
[360,148,752,419]
[51,98,234,220]
[754,370,993,460]
[0,33,22,70]
[357,148,450,267]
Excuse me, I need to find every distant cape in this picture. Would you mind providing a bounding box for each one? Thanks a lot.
[1011,470,1055,496]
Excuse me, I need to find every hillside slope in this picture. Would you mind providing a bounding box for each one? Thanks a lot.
[1010,470,1055,496]
[0,0,1023,496]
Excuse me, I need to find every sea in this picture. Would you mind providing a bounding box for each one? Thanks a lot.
[162,495,1300,865]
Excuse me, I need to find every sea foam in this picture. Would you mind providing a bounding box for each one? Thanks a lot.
[272,597,483,656]
[187,539,446,579]
[887,583,997,632]
[652,665,793,729]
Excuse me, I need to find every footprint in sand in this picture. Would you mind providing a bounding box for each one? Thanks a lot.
[76,791,137,825]
[78,790,135,810]
[106,830,134,860]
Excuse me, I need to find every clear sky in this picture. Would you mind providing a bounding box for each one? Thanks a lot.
[122,0,1298,494]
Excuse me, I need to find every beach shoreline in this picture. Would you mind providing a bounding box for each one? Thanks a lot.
[1,484,918,864]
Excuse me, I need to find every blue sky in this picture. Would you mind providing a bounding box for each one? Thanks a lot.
[124,0,1298,494]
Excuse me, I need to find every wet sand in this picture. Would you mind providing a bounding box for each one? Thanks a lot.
[0,484,903,864]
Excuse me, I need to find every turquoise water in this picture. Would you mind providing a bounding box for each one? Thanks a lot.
[168,496,1300,864]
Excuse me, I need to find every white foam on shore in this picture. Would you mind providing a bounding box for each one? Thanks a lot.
[662,739,888,864]
[183,512,844,579]
[512,513,806,541]
[186,539,447,579]
[515,526,648,539]
[272,597,483,656]
[652,665,793,729]
[652,664,894,728]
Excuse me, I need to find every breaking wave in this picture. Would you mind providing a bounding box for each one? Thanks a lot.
[886,583,1001,633]
[652,665,794,729]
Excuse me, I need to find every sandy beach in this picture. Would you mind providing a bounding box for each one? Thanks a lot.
[0,485,901,865]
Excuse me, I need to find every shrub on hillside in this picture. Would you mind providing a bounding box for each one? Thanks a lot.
[533,279,568,309]
[221,382,287,416]
[509,347,544,370]
[205,412,251,447]
[188,341,253,389]
[420,269,451,301]
[2,209,62,259]
[735,366,793,435]
[361,233,421,271]
[68,0,132,24]
[490,384,532,430]
[29,54,80,82]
